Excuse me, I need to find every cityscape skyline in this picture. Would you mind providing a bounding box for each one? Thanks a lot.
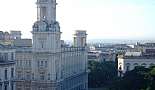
[0,0,155,90]
[0,0,155,40]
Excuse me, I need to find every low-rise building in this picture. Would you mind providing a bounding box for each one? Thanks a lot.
[88,50,116,62]
[118,51,155,77]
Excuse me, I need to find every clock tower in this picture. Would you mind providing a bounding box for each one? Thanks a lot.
[32,0,61,52]
[31,0,61,89]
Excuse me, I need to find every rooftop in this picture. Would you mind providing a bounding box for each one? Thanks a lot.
[118,54,155,59]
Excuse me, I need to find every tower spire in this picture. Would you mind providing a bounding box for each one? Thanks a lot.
[37,0,56,23]
[33,0,60,32]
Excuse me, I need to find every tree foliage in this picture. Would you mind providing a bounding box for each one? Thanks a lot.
[112,66,155,90]
[88,60,155,90]
[88,61,117,88]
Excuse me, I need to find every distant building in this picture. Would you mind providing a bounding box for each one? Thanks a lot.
[88,51,103,62]
[118,51,155,77]
[88,50,116,62]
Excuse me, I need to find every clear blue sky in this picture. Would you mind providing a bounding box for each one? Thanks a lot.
[0,0,155,40]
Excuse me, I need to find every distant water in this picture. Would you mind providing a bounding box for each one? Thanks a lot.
[64,39,155,45]
[87,39,155,44]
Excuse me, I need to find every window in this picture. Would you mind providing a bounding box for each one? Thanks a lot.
[4,53,8,61]
[45,61,47,67]
[119,66,122,70]
[4,85,7,90]
[126,63,130,71]
[29,60,31,67]
[40,75,45,80]
[32,73,34,80]
[26,60,28,66]
[5,69,7,80]
[41,42,44,48]
[17,72,22,80]
[126,66,130,71]
[26,73,31,80]
[41,61,43,66]
[81,37,85,46]
[41,7,47,19]
[56,72,57,80]
[48,74,50,80]
[11,53,14,60]
[11,68,14,78]
[11,83,14,90]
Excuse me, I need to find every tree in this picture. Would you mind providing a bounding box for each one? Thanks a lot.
[88,60,155,90]
[111,66,155,90]
[88,61,117,88]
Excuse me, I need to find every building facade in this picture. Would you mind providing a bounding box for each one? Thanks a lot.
[14,0,88,90]
[118,52,155,77]
[0,46,15,90]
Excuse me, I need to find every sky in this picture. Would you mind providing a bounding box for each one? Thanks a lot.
[0,0,155,40]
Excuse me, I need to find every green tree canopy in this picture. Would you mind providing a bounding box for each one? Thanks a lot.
[88,61,117,88]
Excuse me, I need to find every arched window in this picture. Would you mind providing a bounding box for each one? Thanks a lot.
[150,63,154,66]
[126,63,130,71]
[141,63,147,67]
[133,63,138,66]
[119,65,122,71]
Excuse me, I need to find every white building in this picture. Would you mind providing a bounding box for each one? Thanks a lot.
[0,46,15,90]
[118,51,155,77]
[14,0,88,90]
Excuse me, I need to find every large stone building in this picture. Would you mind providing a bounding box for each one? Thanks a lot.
[14,0,88,90]
[0,45,16,90]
